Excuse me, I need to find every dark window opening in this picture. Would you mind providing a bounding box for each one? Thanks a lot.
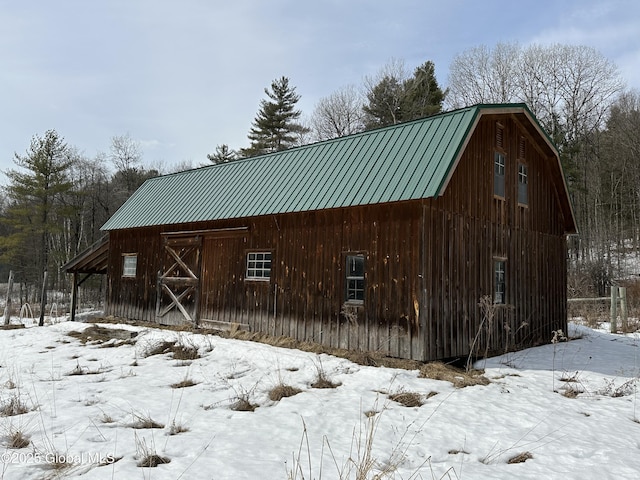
[518,163,528,205]
[345,254,365,303]
[494,260,506,304]
[494,152,505,198]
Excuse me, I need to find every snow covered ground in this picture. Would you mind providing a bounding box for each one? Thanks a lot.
[0,317,638,479]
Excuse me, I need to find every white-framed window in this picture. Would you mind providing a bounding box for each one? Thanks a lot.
[345,254,365,303]
[246,252,272,280]
[494,259,506,304]
[122,254,137,278]
[494,152,506,198]
[518,162,528,205]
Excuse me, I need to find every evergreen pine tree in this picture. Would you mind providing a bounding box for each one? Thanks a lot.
[0,130,74,293]
[243,77,308,156]
[362,75,404,129]
[363,60,446,130]
[401,61,446,121]
[207,144,238,164]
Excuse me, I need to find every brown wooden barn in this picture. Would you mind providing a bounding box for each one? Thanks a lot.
[66,103,576,362]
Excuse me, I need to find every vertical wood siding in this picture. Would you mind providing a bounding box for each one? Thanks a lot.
[105,115,569,361]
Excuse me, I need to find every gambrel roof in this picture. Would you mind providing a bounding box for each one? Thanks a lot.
[101,103,576,233]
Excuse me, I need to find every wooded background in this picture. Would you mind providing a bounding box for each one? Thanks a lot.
[1,42,638,309]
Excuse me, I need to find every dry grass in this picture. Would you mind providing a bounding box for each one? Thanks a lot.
[388,390,424,407]
[142,340,177,357]
[561,384,583,398]
[230,396,258,412]
[135,434,171,467]
[170,378,198,389]
[448,449,470,455]
[171,343,200,360]
[138,453,171,467]
[67,325,137,347]
[142,338,201,360]
[7,429,30,449]
[0,394,33,417]
[507,451,533,464]
[419,362,490,388]
[269,384,302,402]
[66,362,106,376]
[130,412,164,429]
[99,412,115,423]
[168,421,189,435]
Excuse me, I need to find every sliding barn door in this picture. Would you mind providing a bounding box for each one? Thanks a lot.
[156,235,202,326]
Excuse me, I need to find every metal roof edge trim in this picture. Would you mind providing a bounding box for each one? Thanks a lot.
[432,106,482,196]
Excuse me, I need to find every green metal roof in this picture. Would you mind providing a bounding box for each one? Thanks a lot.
[101,103,575,232]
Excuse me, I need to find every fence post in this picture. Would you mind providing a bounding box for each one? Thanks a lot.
[38,270,48,327]
[610,286,618,333]
[3,270,14,325]
[620,287,628,332]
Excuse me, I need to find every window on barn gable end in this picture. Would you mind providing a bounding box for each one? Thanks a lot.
[494,259,506,305]
[122,254,137,278]
[246,251,272,281]
[345,254,365,303]
[518,162,528,205]
[494,152,505,198]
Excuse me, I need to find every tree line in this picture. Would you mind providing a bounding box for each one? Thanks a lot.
[1,42,638,300]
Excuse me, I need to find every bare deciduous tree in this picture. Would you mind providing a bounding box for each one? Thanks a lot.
[447,43,520,108]
[310,84,364,141]
[448,42,625,268]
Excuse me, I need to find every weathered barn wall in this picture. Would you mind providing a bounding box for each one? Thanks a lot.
[105,113,569,362]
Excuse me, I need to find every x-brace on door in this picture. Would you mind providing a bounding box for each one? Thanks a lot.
[156,235,202,326]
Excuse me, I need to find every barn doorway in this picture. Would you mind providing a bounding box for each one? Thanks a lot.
[156,234,202,326]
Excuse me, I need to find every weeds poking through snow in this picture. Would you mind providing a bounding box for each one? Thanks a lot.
[0,392,33,416]
[67,325,137,347]
[507,452,533,464]
[130,411,164,429]
[269,383,302,402]
[171,336,201,360]
[388,390,424,407]
[5,427,30,449]
[142,339,178,357]
[229,384,259,411]
[168,420,189,435]
[230,395,258,412]
[170,376,198,388]
[551,330,567,392]
[311,357,341,389]
[598,378,638,397]
[466,295,496,372]
[419,362,489,388]
[286,399,440,480]
[134,434,171,467]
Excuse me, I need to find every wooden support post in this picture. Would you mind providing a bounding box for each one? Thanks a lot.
[620,287,628,333]
[38,270,48,327]
[3,270,14,325]
[610,286,618,333]
[70,272,78,322]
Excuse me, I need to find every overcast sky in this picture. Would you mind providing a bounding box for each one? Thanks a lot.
[1,0,639,180]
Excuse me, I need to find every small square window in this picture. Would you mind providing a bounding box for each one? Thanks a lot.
[122,254,137,278]
[345,254,365,303]
[494,260,506,304]
[518,163,528,205]
[494,152,505,198]
[246,252,271,280]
